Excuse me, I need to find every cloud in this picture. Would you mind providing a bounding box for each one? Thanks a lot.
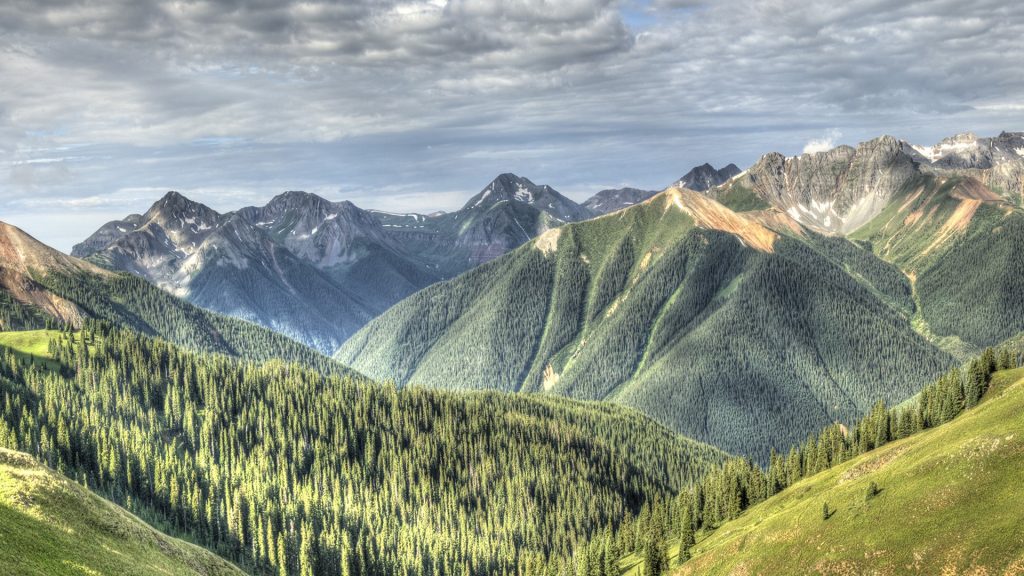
[802,130,842,155]
[0,0,1023,251]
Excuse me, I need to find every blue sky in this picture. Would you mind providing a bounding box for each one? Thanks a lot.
[1,0,1023,251]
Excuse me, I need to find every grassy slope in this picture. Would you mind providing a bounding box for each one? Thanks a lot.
[668,368,1024,576]
[0,330,61,372]
[0,448,242,576]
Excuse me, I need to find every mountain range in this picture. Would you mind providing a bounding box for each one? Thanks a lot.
[73,174,609,352]
[337,131,1024,458]
[1,130,1022,575]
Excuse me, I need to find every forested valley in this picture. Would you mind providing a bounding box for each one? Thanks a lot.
[0,323,723,575]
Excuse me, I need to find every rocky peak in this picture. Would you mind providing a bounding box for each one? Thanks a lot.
[144,191,222,232]
[745,135,917,234]
[676,162,743,192]
[461,173,592,222]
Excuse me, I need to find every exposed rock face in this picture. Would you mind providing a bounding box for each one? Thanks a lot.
[0,222,112,328]
[676,163,742,191]
[743,136,918,234]
[582,187,658,215]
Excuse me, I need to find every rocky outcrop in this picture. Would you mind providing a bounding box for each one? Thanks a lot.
[744,136,918,234]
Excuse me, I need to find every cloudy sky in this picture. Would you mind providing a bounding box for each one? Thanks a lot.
[2,0,1023,251]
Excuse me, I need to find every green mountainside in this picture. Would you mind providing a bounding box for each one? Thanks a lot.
[0,326,724,575]
[849,174,1024,355]
[670,366,1024,575]
[0,447,242,576]
[337,188,953,458]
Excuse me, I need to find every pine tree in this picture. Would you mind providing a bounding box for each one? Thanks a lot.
[676,504,694,566]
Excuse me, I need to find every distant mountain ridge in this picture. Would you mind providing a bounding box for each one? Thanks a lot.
[676,163,742,191]
[74,174,599,352]
[0,220,342,371]
[583,187,659,215]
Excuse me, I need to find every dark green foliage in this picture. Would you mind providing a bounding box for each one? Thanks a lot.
[915,208,1024,348]
[822,502,832,520]
[0,289,54,332]
[865,481,879,502]
[7,270,343,374]
[641,533,667,576]
[0,325,724,576]
[339,193,954,460]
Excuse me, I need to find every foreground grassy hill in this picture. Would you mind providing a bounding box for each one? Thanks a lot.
[0,447,242,575]
[338,187,952,458]
[670,367,1024,575]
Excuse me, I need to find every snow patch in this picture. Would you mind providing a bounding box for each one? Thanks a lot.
[473,187,492,208]
[514,184,535,203]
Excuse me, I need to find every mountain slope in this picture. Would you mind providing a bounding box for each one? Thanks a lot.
[0,326,725,575]
[673,367,1024,576]
[583,187,659,215]
[0,447,242,575]
[0,220,343,372]
[849,173,1024,356]
[337,187,952,458]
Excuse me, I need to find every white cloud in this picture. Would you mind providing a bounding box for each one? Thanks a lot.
[802,130,843,155]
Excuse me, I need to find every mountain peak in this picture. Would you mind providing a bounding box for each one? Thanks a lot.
[145,191,220,223]
[464,173,548,210]
[272,190,329,205]
[459,173,593,222]
[676,162,743,192]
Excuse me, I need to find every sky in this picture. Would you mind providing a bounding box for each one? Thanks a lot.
[1,0,1023,252]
